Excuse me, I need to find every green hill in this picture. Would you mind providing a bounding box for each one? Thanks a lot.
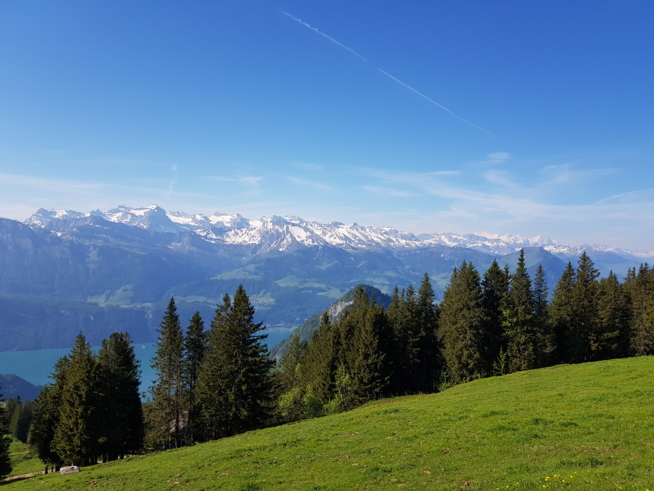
[269,284,392,361]
[6,357,654,490]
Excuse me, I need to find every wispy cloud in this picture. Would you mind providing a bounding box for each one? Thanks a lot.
[363,185,415,198]
[289,177,331,191]
[280,11,500,141]
[208,175,263,195]
[484,152,512,165]
[168,165,179,194]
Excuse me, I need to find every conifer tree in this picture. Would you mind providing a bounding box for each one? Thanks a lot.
[30,356,69,469]
[197,286,275,439]
[505,249,537,372]
[195,295,230,440]
[416,274,439,392]
[572,252,600,361]
[301,311,337,403]
[97,332,144,461]
[387,287,418,394]
[549,262,576,363]
[344,286,392,406]
[532,264,555,366]
[596,272,630,359]
[481,260,510,371]
[183,312,206,444]
[626,264,654,355]
[51,333,101,466]
[150,298,185,448]
[437,262,487,384]
[274,334,308,422]
[9,399,34,443]
[0,385,12,479]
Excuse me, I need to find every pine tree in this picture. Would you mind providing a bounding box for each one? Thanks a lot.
[532,264,555,366]
[51,333,101,466]
[195,295,231,440]
[9,399,34,443]
[196,287,275,439]
[415,274,439,393]
[0,385,12,479]
[626,264,654,355]
[573,252,601,361]
[437,262,487,384]
[596,272,630,359]
[274,334,308,422]
[301,311,337,403]
[183,312,206,444]
[97,332,144,461]
[504,250,537,372]
[481,260,510,372]
[344,286,392,406]
[150,298,185,448]
[549,262,576,363]
[30,356,69,469]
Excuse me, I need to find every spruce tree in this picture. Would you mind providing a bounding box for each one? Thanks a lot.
[300,311,337,403]
[626,264,654,356]
[505,249,537,372]
[416,274,439,393]
[437,262,487,384]
[97,332,144,461]
[51,333,101,466]
[197,287,275,439]
[596,272,630,359]
[532,264,555,366]
[30,356,69,469]
[549,262,576,363]
[274,334,308,422]
[573,252,600,361]
[150,298,185,448]
[481,260,510,372]
[195,295,231,440]
[0,385,12,479]
[344,286,392,406]
[183,312,206,444]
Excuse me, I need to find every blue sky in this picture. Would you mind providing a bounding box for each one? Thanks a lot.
[1,1,653,250]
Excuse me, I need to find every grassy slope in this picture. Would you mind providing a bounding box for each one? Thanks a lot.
[7,357,654,490]
[7,438,42,477]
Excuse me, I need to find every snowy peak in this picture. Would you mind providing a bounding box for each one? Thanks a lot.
[24,208,86,228]
[22,204,654,258]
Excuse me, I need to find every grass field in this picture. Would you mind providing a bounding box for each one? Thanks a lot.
[5,357,654,490]
[7,438,43,478]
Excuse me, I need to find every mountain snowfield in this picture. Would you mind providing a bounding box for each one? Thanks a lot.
[23,204,653,259]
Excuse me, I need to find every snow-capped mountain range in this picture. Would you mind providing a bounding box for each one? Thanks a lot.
[24,204,653,259]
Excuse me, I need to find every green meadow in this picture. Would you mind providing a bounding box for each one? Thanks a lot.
[7,438,42,478]
[6,357,653,490]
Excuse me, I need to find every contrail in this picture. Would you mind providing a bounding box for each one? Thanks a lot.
[280,10,501,141]
[280,11,366,62]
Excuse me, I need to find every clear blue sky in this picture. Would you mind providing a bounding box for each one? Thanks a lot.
[1,1,653,250]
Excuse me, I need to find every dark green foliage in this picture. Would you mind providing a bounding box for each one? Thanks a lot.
[504,249,537,372]
[550,262,576,363]
[595,272,630,359]
[196,286,275,439]
[51,333,101,466]
[183,312,206,444]
[438,262,487,383]
[300,311,338,403]
[8,398,34,443]
[149,298,185,448]
[342,286,392,407]
[481,261,510,372]
[29,359,68,467]
[625,264,654,355]
[532,264,555,365]
[98,332,144,461]
[0,386,12,479]
[273,335,309,422]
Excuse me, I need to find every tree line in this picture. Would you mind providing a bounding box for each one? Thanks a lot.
[2,250,652,475]
[274,250,653,420]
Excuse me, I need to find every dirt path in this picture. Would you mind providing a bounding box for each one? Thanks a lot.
[1,470,45,483]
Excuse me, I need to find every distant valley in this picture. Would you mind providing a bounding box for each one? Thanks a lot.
[0,204,651,352]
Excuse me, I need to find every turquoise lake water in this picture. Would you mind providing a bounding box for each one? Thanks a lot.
[0,329,292,393]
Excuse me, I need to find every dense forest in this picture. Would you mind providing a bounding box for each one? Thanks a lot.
[1,250,653,475]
